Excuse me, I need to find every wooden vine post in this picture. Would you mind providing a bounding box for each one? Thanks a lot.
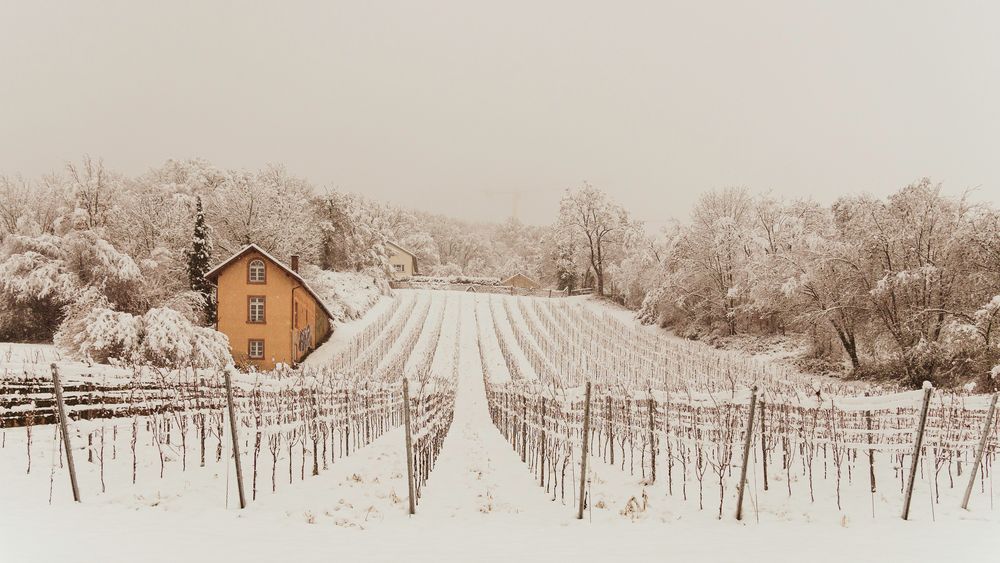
[402,378,416,515]
[521,394,528,463]
[50,364,80,503]
[577,381,592,520]
[901,385,933,520]
[865,393,876,495]
[759,398,768,491]
[607,395,614,465]
[647,392,656,483]
[735,386,759,521]
[539,396,547,487]
[223,368,247,509]
[961,391,998,510]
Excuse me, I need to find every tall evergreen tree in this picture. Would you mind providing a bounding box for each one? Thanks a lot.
[187,196,214,323]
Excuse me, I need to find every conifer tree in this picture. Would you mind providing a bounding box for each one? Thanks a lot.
[187,196,214,323]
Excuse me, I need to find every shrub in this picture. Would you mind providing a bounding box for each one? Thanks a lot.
[56,301,231,368]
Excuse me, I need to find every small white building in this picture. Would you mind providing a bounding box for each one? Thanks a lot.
[386,241,419,279]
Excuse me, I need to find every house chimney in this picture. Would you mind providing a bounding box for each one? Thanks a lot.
[290,255,300,273]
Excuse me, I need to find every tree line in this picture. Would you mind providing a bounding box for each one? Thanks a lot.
[552,181,1000,388]
[0,157,547,364]
[2,157,997,386]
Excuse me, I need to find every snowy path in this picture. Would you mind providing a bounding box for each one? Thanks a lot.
[244,424,413,529]
[417,293,570,522]
[233,293,568,528]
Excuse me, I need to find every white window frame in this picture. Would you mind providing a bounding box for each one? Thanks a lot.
[248,259,266,283]
[248,339,264,359]
[249,296,265,323]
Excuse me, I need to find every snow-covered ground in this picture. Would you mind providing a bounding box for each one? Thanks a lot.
[302,294,397,367]
[302,267,388,324]
[1,291,997,562]
[1,341,131,384]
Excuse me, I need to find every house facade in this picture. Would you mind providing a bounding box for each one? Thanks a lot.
[386,241,418,279]
[206,244,333,370]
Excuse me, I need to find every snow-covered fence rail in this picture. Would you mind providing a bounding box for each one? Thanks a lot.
[485,381,583,507]
[1,292,467,509]
[227,371,406,502]
[486,378,999,519]
[6,365,411,507]
[393,282,565,298]
[1,376,227,429]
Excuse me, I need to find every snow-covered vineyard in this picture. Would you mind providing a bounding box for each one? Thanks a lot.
[2,291,997,561]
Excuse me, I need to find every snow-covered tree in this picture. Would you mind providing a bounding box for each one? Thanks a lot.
[828,181,995,383]
[66,156,122,230]
[640,188,755,335]
[315,190,393,272]
[186,196,214,323]
[208,164,320,262]
[554,183,638,296]
[399,231,440,271]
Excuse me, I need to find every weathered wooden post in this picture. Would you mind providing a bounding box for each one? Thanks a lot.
[735,386,759,521]
[902,385,933,520]
[961,391,998,510]
[403,378,416,515]
[539,396,547,487]
[223,368,247,509]
[607,395,614,465]
[647,392,657,483]
[521,394,528,463]
[50,364,80,503]
[759,398,768,491]
[577,381,592,520]
[865,394,876,496]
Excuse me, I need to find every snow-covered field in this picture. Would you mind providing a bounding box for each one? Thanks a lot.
[303,267,388,324]
[1,291,997,562]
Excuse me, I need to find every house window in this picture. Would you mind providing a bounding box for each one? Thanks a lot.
[248,339,264,359]
[248,296,265,323]
[248,259,266,283]
[393,264,405,273]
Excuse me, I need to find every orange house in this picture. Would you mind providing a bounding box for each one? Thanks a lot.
[206,244,333,370]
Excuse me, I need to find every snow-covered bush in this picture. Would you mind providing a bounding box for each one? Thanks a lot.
[55,299,230,368]
[140,307,230,367]
[74,309,141,364]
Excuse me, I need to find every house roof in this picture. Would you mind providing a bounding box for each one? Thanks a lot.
[386,241,419,274]
[501,272,540,285]
[205,244,335,320]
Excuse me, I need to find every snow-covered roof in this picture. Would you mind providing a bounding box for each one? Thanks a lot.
[501,272,540,286]
[205,244,335,321]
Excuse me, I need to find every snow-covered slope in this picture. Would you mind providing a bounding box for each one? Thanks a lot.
[2,290,997,563]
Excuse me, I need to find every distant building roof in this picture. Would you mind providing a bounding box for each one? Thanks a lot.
[501,273,540,288]
[205,244,335,320]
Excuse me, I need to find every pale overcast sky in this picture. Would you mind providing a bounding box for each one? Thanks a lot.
[2,1,998,225]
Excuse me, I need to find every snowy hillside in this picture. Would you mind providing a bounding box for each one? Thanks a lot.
[1,291,997,562]
[300,266,389,323]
